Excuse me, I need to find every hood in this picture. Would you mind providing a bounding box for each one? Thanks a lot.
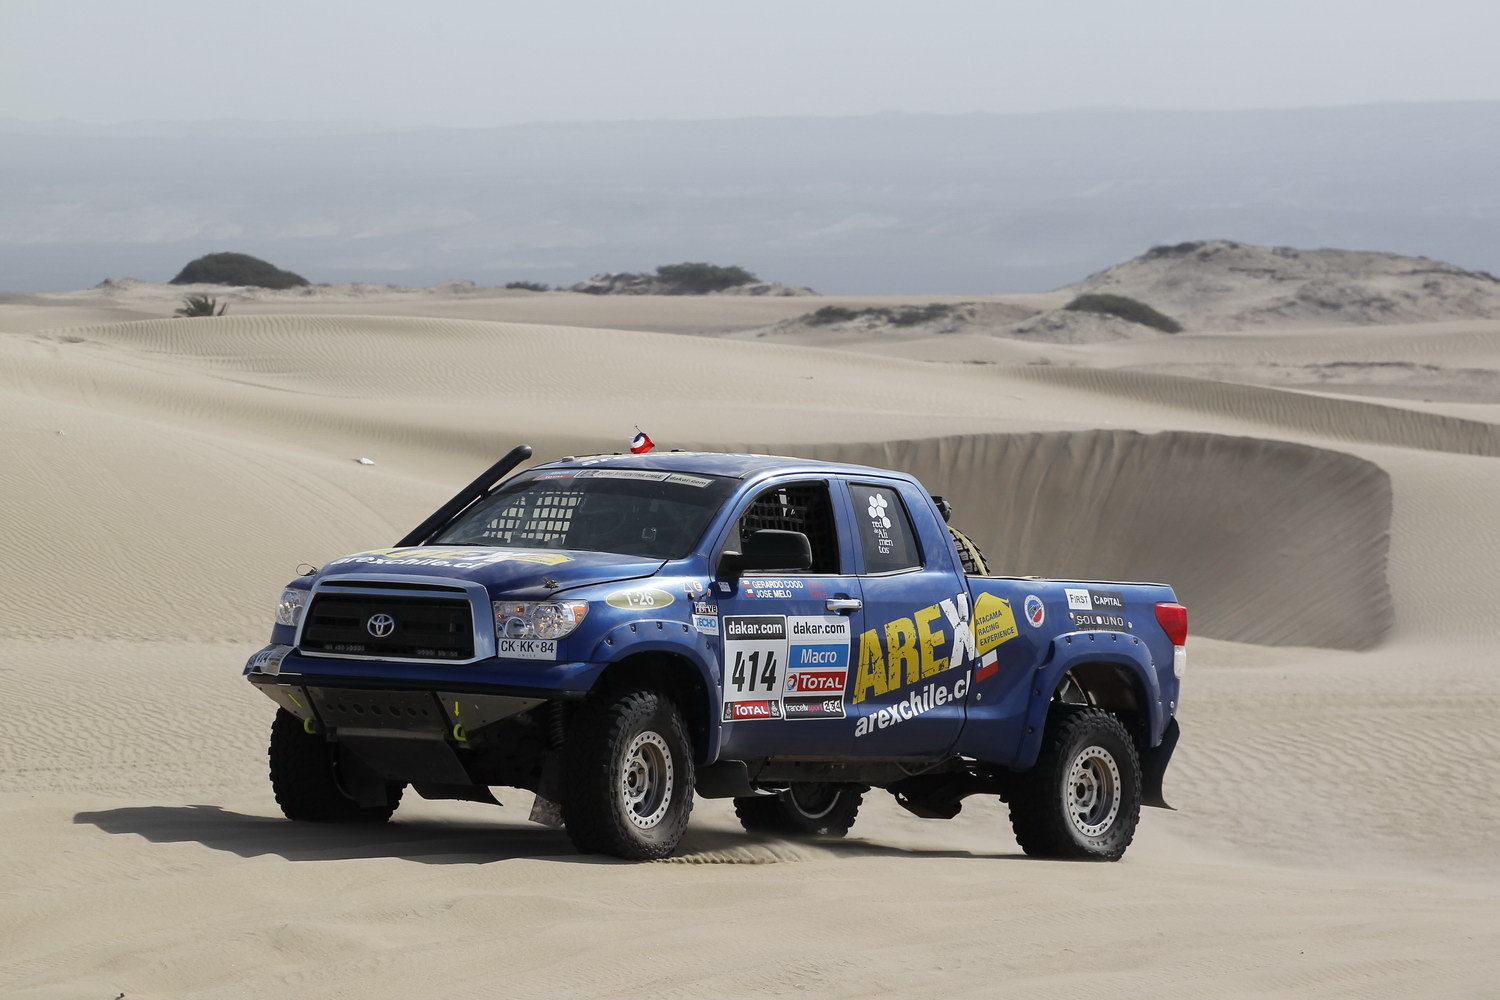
[316,545,664,597]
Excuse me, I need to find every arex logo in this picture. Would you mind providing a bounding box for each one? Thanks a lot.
[851,593,977,704]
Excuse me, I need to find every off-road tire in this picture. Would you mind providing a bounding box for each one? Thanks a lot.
[561,688,695,860]
[733,784,865,838]
[1008,707,1141,861]
[268,709,402,823]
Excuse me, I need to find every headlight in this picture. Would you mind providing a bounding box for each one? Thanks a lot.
[276,587,310,627]
[494,601,589,641]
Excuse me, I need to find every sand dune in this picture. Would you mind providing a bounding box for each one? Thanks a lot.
[791,431,1392,650]
[1072,240,1500,331]
[2,287,1498,998]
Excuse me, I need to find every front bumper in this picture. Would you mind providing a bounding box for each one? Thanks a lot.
[245,645,604,737]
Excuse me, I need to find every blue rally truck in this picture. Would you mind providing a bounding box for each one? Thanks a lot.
[245,446,1185,860]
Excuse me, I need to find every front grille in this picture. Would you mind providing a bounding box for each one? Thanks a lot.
[301,593,475,660]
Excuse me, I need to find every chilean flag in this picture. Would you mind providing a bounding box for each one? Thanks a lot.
[630,430,655,454]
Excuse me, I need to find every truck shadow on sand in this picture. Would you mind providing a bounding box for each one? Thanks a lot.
[73,804,1013,865]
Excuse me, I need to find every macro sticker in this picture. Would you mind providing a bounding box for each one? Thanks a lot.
[783,616,851,719]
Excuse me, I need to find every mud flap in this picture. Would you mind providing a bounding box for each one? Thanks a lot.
[1141,717,1180,810]
[528,752,565,828]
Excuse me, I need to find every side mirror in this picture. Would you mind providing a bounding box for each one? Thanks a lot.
[718,529,813,576]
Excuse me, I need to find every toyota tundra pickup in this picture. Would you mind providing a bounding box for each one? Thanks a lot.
[245,446,1184,860]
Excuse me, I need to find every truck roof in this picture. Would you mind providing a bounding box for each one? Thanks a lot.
[530,451,916,482]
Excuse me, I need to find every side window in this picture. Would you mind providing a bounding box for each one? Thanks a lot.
[849,482,922,574]
[737,481,840,574]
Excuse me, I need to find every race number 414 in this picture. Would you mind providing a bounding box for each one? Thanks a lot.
[731,648,779,697]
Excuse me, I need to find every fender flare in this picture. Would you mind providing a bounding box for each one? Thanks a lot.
[1011,631,1165,769]
[587,620,725,762]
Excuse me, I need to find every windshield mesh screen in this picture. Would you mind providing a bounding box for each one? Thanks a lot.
[739,482,839,573]
[473,491,584,547]
[436,470,735,559]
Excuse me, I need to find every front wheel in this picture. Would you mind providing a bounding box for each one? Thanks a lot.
[267,709,402,823]
[734,783,865,838]
[561,688,696,860]
[1008,707,1141,861]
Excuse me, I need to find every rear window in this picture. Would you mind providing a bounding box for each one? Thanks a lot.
[436,469,736,559]
[848,482,922,574]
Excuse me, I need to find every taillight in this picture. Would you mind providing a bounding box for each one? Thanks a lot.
[1155,602,1188,646]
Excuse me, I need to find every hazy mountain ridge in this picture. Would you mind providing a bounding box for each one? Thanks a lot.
[3,103,1498,293]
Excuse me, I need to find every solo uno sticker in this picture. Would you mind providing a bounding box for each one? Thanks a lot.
[1024,595,1045,628]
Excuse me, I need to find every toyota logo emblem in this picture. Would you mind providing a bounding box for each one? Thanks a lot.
[366,613,396,638]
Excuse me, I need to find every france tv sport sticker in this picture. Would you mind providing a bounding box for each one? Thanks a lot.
[1024,594,1045,627]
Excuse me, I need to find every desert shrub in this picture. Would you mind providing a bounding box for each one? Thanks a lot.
[654,262,758,293]
[802,303,954,328]
[805,306,860,326]
[1143,242,1205,259]
[505,281,550,291]
[1064,293,1183,333]
[170,252,308,289]
[887,303,955,327]
[174,294,227,317]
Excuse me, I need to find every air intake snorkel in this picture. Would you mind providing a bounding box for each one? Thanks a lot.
[394,444,534,547]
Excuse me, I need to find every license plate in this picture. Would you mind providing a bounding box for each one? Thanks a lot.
[497,638,557,661]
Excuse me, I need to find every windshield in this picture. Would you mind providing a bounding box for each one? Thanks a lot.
[434,468,737,559]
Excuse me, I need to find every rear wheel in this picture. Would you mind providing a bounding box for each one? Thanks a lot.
[561,688,695,860]
[734,783,865,838]
[1008,707,1141,860]
[267,709,402,823]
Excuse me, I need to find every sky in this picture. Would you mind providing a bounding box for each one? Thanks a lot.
[5,0,1500,126]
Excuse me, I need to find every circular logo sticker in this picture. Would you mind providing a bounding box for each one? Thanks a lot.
[1023,595,1045,628]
